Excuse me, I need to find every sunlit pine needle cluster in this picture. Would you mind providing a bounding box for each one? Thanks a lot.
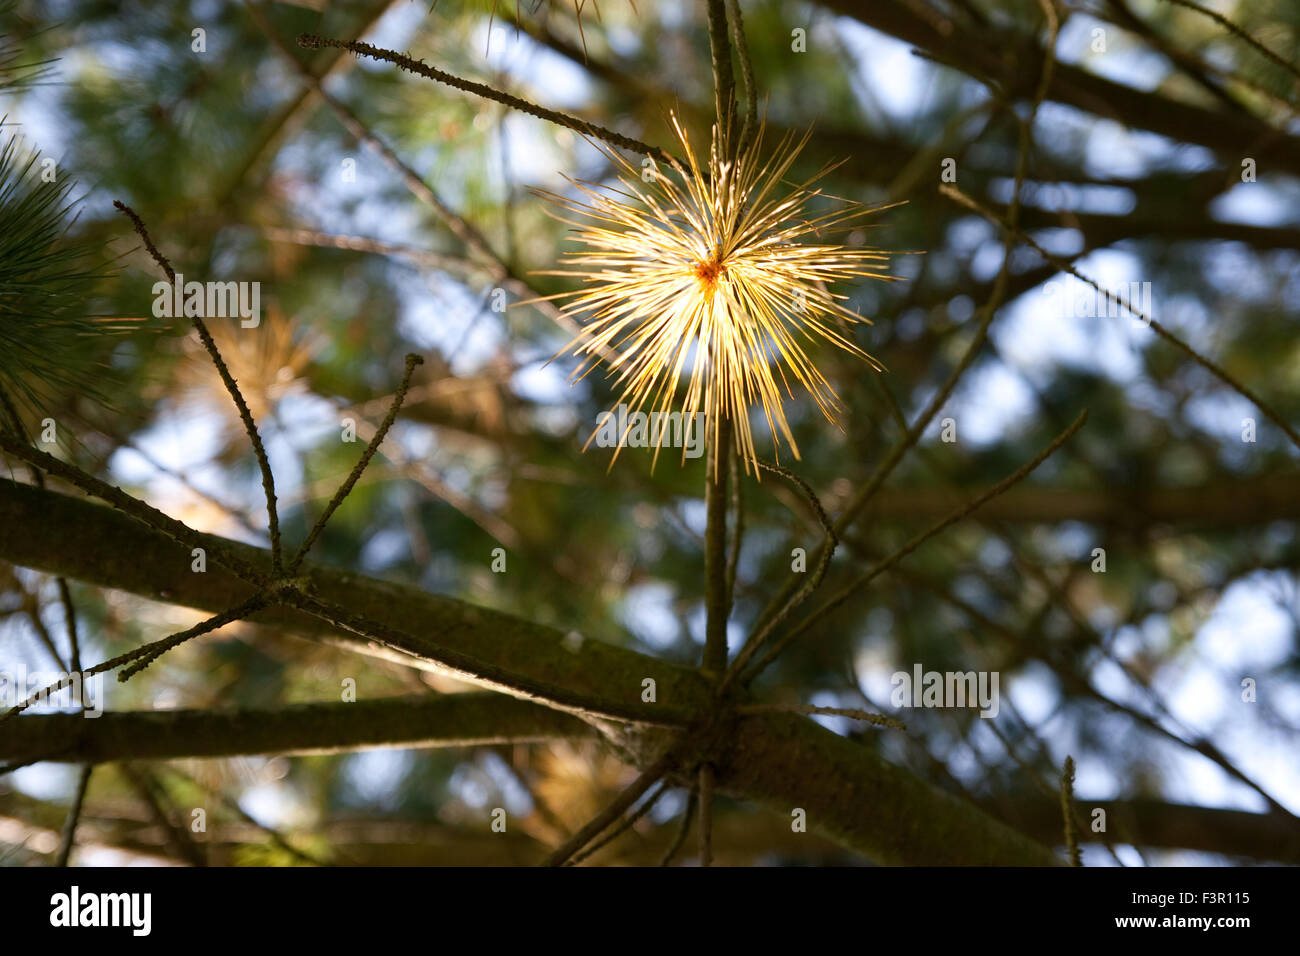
[535,115,895,475]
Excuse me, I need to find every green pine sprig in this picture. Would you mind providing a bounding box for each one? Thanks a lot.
[0,135,139,412]
[0,1,55,95]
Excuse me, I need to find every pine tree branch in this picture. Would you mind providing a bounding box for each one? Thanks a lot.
[287,353,423,573]
[249,9,613,361]
[703,419,732,677]
[0,436,271,586]
[988,797,1300,864]
[745,410,1087,682]
[816,0,1300,176]
[0,476,710,728]
[1060,756,1082,867]
[295,33,677,166]
[0,695,592,765]
[1161,0,1300,87]
[54,765,92,867]
[113,201,285,574]
[0,477,1061,864]
[706,0,736,159]
[942,183,1300,452]
[723,460,837,692]
[542,748,677,866]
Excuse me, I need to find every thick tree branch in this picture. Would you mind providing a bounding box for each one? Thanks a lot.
[859,474,1300,526]
[0,479,1060,864]
[817,0,1300,177]
[721,711,1060,866]
[0,477,706,728]
[991,798,1300,864]
[0,787,854,866]
[0,694,591,764]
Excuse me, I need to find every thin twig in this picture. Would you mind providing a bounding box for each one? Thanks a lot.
[55,578,81,676]
[744,409,1088,683]
[899,553,1299,824]
[258,226,477,275]
[703,418,732,677]
[983,703,1123,865]
[1161,0,1300,87]
[20,601,68,673]
[723,460,837,692]
[288,353,423,573]
[163,765,331,866]
[113,201,284,573]
[246,9,611,361]
[567,780,669,865]
[941,184,1300,452]
[121,764,205,867]
[1,595,271,720]
[737,703,906,731]
[698,762,715,866]
[744,2,1058,647]
[724,0,757,155]
[542,749,677,866]
[118,594,272,680]
[724,448,743,609]
[296,34,676,166]
[659,787,698,866]
[1060,755,1081,866]
[55,764,93,867]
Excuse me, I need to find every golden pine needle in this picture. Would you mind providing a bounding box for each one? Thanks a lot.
[535,115,896,476]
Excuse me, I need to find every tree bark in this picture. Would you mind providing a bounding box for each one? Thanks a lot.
[988,798,1300,865]
[0,478,1058,865]
[0,694,591,764]
[859,474,1300,526]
